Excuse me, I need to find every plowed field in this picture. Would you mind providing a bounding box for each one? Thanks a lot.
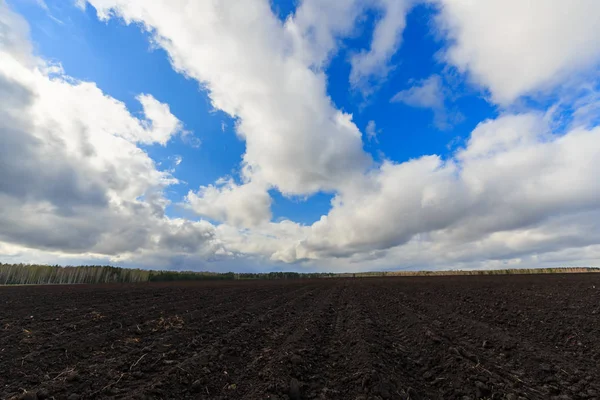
[1,274,600,399]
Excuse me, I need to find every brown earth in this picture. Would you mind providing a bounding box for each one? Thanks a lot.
[1,274,600,400]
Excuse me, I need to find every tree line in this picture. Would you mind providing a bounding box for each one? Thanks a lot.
[0,263,598,285]
[336,267,600,278]
[0,264,150,285]
[0,264,323,285]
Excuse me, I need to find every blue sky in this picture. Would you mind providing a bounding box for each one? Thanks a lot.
[1,0,600,272]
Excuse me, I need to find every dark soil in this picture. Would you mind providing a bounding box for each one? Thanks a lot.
[1,274,600,399]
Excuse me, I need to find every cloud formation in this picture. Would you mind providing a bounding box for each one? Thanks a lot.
[435,0,600,104]
[274,113,600,264]
[186,179,272,228]
[349,0,412,93]
[0,3,217,263]
[86,0,371,197]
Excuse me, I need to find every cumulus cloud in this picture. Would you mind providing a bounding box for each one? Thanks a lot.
[289,0,413,94]
[0,1,34,66]
[136,93,183,145]
[85,0,370,196]
[349,0,412,93]
[274,113,600,264]
[216,220,309,260]
[186,179,272,228]
[435,0,600,104]
[286,0,364,68]
[0,2,217,261]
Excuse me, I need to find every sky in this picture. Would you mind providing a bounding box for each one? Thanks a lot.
[1,0,600,273]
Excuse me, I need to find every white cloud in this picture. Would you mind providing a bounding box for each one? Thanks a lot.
[85,0,370,197]
[216,220,308,260]
[74,0,87,10]
[435,0,600,104]
[286,0,364,68]
[186,178,272,228]
[274,113,600,264]
[392,74,443,109]
[349,0,412,93]
[27,0,65,24]
[34,0,50,11]
[365,120,379,141]
[0,1,34,66]
[181,132,201,148]
[0,2,218,262]
[289,0,414,95]
[391,74,462,130]
[457,113,546,160]
[136,93,183,145]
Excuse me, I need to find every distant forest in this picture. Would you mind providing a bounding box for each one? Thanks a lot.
[0,263,598,285]
[0,263,335,285]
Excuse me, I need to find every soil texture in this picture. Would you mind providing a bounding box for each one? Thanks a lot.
[1,274,600,399]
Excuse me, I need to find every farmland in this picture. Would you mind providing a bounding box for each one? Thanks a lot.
[2,274,600,399]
